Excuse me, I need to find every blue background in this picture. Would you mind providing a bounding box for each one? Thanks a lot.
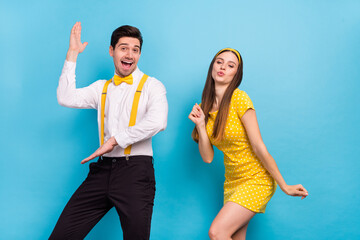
[1,0,359,239]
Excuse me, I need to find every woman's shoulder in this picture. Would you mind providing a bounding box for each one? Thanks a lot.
[232,88,250,101]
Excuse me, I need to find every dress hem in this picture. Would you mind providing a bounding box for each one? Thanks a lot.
[224,200,265,214]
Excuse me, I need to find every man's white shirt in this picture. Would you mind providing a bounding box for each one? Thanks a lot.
[57,60,168,157]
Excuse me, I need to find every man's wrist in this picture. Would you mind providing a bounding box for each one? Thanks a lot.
[66,50,79,62]
[110,137,118,146]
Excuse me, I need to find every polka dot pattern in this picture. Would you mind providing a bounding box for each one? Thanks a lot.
[206,89,276,213]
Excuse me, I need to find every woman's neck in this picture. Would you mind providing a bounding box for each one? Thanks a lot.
[213,83,229,111]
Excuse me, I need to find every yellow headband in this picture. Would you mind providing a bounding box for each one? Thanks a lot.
[215,48,241,64]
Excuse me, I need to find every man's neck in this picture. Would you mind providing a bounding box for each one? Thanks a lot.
[115,68,137,78]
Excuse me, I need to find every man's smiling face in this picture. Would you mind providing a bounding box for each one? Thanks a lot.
[109,37,141,77]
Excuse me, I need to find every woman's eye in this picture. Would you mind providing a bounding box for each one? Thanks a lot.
[229,65,234,68]
[216,61,222,64]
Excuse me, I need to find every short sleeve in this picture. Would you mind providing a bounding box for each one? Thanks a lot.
[234,90,254,118]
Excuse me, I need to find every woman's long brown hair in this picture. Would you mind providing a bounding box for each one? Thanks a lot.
[192,49,243,143]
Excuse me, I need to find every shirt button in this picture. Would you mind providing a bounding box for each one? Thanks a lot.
[112,159,116,163]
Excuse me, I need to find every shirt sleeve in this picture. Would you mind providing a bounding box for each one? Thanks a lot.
[114,78,168,148]
[57,60,104,109]
[235,90,254,118]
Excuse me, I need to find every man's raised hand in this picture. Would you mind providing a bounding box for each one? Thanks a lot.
[66,22,88,62]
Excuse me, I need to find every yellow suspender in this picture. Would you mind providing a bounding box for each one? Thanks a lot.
[100,79,112,146]
[100,74,149,155]
[124,74,148,155]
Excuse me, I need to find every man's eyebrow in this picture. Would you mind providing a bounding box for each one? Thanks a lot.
[118,43,140,49]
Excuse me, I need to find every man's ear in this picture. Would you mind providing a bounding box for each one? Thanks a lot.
[109,46,114,57]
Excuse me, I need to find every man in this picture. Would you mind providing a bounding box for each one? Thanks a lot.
[50,22,168,240]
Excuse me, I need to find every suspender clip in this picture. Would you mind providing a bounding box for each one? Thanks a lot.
[125,155,129,161]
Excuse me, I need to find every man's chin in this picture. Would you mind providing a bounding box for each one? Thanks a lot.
[118,68,135,77]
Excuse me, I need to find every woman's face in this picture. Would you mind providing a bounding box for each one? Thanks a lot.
[211,51,239,86]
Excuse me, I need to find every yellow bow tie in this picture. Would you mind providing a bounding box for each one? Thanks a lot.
[113,74,133,86]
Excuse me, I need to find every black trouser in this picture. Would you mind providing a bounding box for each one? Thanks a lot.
[49,155,156,240]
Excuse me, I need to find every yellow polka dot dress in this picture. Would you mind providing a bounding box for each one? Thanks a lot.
[206,89,276,213]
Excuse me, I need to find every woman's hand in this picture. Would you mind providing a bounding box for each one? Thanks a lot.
[188,103,205,127]
[282,184,309,199]
[189,103,214,163]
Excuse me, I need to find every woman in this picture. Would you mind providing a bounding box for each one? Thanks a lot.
[188,48,308,240]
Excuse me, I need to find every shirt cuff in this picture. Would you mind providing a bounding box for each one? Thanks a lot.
[114,132,129,149]
[62,60,77,74]
[64,59,77,65]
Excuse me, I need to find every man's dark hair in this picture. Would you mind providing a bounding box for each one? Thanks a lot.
[110,25,143,51]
